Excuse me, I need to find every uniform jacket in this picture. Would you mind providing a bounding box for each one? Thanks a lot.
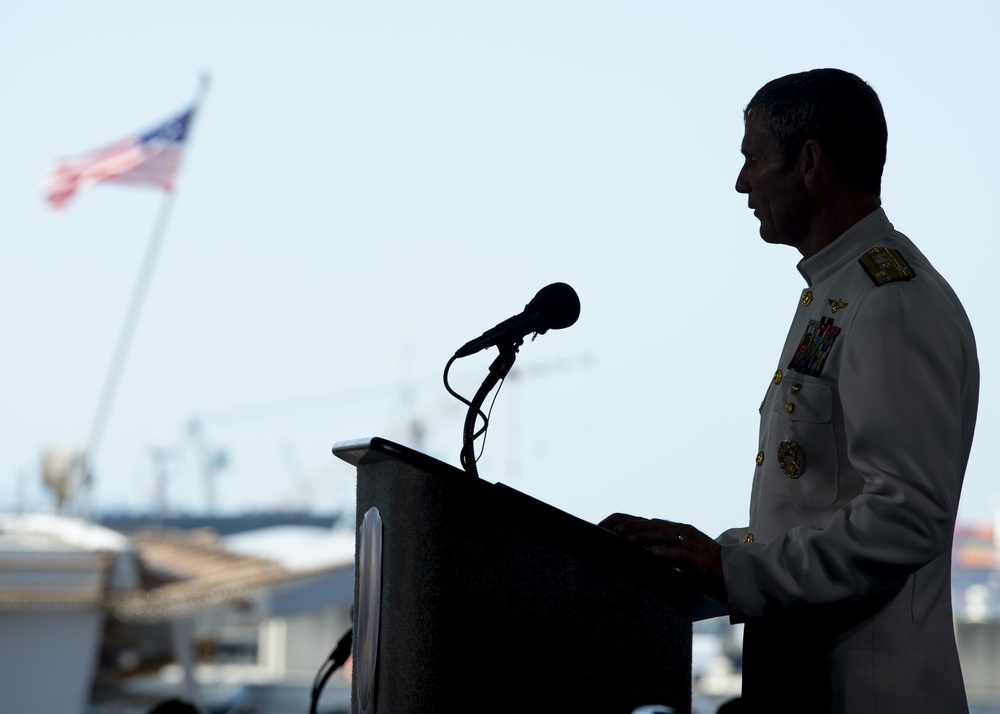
[718,208,979,713]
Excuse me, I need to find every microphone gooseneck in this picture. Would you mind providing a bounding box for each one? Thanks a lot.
[446,283,581,477]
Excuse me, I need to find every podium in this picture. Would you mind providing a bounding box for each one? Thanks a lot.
[333,437,696,714]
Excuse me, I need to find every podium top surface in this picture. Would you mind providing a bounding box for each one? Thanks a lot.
[333,437,718,615]
[332,436,464,476]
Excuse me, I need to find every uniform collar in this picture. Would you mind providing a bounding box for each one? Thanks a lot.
[796,208,892,286]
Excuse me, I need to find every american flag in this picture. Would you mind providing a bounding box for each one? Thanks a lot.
[45,108,195,210]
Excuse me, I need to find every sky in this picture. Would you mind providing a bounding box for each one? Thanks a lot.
[2,1,998,539]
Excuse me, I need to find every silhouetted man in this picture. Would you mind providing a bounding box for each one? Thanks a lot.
[603,69,979,714]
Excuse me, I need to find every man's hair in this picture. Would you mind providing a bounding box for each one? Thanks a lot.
[745,68,888,195]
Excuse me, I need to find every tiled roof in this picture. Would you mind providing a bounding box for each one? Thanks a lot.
[107,528,326,623]
[0,521,345,622]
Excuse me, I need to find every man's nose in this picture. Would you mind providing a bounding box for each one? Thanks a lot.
[735,165,750,194]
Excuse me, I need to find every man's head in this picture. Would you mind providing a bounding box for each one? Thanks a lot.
[744,68,887,196]
[735,69,887,256]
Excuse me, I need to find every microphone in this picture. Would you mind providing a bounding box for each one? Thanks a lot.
[454,282,580,358]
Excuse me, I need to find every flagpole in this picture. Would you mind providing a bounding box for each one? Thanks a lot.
[80,74,211,516]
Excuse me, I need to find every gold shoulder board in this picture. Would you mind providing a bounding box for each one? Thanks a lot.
[859,247,915,286]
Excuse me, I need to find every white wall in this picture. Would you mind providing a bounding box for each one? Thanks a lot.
[0,610,104,714]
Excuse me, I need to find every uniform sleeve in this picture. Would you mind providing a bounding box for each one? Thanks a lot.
[722,281,975,619]
[717,527,751,546]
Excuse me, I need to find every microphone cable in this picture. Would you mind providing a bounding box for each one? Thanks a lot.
[310,627,353,714]
[443,354,490,461]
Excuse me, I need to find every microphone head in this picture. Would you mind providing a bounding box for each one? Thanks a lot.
[528,282,580,334]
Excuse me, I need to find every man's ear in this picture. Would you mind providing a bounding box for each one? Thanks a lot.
[798,139,827,187]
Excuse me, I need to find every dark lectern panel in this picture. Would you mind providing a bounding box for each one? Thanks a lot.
[335,437,696,713]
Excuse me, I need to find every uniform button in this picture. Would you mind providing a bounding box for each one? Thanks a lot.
[801,290,813,306]
[773,369,783,385]
[755,451,764,467]
[743,533,755,543]
[790,384,802,395]
[785,402,795,413]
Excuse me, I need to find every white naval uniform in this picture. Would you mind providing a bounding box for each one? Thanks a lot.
[718,208,980,713]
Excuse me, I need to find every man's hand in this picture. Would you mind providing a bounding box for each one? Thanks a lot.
[599,513,727,603]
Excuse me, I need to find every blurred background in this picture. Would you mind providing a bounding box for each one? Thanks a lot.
[2,2,999,712]
[4,0,999,532]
